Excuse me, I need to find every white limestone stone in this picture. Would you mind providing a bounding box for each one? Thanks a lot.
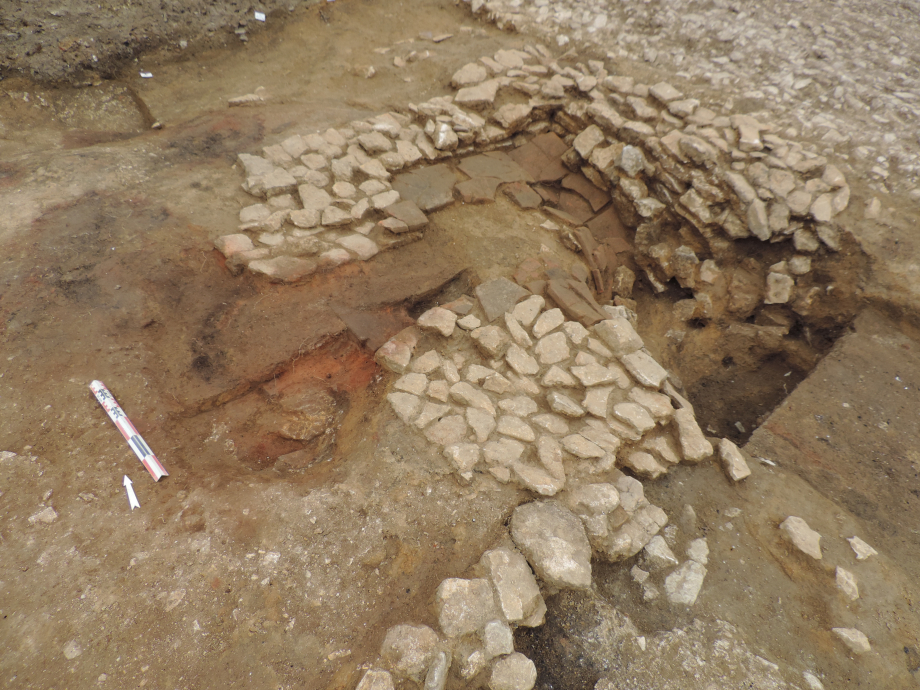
[499,396,538,417]
[562,434,605,458]
[570,363,617,387]
[480,546,544,624]
[718,438,752,481]
[395,373,428,395]
[673,408,713,461]
[562,321,590,345]
[780,516,822,560]
[435,578,500,637]
[832,628,871,654]
[627,387,674,421]
[505,344,540,376]
[547,391,585,418]
[583,386,613,418]
[532,414,570,435]
[415,402,450,430]
[687,538,709,565]
[388,392,421,424]
[511,501,592,589]
[594,318,643,356]
[847,536,878,561]
[458,314,482,330]
[622,451,667,479]
[450,382,496,415]
[425,415,467,445]
[836,567,859,601]
[483,438,526,466]
[644,535,679,568]
[532,308,565,338]
[417,307,457,338]
[542,365,578,388]
[444,443,480,475]
[489,653,537,690]
[467,407,496,443]
[427,380,450,402]
[411,350,441,374]
[504,313,533,348]
[535,332,570,365]
[664,561,707,605]
[498,416,536,442]
[356,669,395,690]
[381,624,439,683]
[613,402,656,434]
[511,296,545,327]
[620,351,668,388]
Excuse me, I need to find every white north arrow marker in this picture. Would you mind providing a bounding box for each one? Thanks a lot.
[123,475,140,510]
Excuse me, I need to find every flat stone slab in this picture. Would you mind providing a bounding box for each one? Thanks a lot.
[384,199,428,231]
[475,277,531,322]
[503,181,543,209]
[457,151,533,184]
[392,164,457,212]
[561,173,609,213]
[455,176,502,203]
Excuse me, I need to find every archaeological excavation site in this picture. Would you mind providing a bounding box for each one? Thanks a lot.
[2,0,920,688]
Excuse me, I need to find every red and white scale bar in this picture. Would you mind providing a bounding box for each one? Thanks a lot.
[90,380,168,481]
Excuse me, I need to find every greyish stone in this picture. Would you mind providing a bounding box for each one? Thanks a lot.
[417,307,457,337]
[435,578,500,637]
[483,438,526,466]
[381,624,440,682]
[594,318,643,356]
[570,363,617,387]
[489,653,538,690]
[480,547,545,623]
[511,501,593,589]
[600,504,669,560]
[498,416,536,442]
[388,392,421,424]
[471,326,511,358]
[458,315,482,331]
[505,344,540,376]
[573,124,606,160]
[718,438,751,481]
[535,332,570,365]
[456,642,487,681]
[512,295,545,327]
[620,351,668,388]
[810,194,834,223]
[395,373,428,396]
[424,651,451,690]
[536,435,566,480]
[452,62,488,87]
[322,206,353,227]
[475,278,531,322]
[482,620,515,660]
[450,382,496,415]
[500,315,533,351]
[747,199,771,241]
[355,670,395,690]
[832,628,871,654]
[664,561,707,605]
[674,408,713,461]
[547,391,586,418]
[780,516,822,559]
[562,321,590,345]
[617,146,648,177]
[299,184,333,213]
[532,308,565,338]
[467,407,496,443]
[764,272,795,305]
[687,538,709,565]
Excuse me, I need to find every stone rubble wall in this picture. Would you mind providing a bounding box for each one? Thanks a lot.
[220,43,850,331]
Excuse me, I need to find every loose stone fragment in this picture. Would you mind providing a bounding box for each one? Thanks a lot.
[480,547,544,623]
[424,651,451,690]
[452,62,488,87]
[780,516,822,560]
[435,578,500,637]
[512,295,546,327]
[489,653,537,690]
[356,669,395,690]
[458,315,482,331]
[547,391,585,418]
[425,415,467,445]
[562,434,605,459]
[482,620,514,660]
[395,373,428,396]
[533,414,570,435]
[622,451,667,479]
[534,332,570,365]
[764,272,795,305]
[476,278,531,322]
[543,366,578,388]
[644,535,679,568]
[620,351,668,389]
[471,326,511,358]
[687,538,709,565]
[673,408,713,461]
[664,561,707,605]
[483,438,525,466]
[505,344,540,376]
[594,318,643,356]
[613,402,656,434]
[450,382,496,415]
[718,438,751,481]
[847,536,878,561]
[381,624,440,682]
[583,386,613,418]
[832,628,871,654]
[835,567,859,601]
[444,444,480,476]
[498,416,536,442]
[532,308,565,338]
[511,501,592,589]
[417,307,457,337]
[467,407,496,443]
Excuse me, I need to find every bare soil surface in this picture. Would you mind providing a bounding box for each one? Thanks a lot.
[2,2,920,689]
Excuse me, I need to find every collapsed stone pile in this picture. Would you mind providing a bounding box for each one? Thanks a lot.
[359,280,738,689]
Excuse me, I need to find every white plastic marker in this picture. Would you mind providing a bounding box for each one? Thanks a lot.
[89,381,169,481]
[123,475,140,510]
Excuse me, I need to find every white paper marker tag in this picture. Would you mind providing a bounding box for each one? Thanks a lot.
[90,381,169,481]
[123,475,140,510]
